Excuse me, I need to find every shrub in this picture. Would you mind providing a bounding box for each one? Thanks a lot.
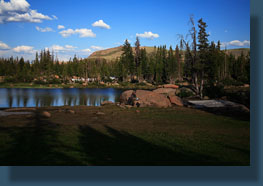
[203,84,225,98]
[177,88,195,98]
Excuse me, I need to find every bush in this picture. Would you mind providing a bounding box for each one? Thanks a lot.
[33,79,48,85]
[48,78,61,84]
[177,88,195,98]
[221,78,244,86]
[4,76,16,83]
[204,84,225,98]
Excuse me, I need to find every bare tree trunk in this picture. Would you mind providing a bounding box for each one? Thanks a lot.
[200,71,204,99]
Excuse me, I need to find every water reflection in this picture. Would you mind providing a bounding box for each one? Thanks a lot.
[0,88,124,108]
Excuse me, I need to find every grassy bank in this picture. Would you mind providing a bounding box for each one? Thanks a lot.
[0,105,250,165]
[0,82,156,90]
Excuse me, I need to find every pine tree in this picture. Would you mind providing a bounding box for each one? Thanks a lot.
[121,39,135,81]
[197,18,209,98]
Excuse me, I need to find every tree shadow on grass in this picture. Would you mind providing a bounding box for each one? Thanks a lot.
[0,111,83,165]
[78,125,225,166]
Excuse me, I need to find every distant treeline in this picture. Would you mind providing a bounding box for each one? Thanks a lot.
[0,17,249,98]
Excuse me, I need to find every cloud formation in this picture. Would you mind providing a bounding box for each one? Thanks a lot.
[81,48,91,53]
[36,26,54,32]
[221,40,250,48]
[59,28,96,38]
[92,20,110,29]
[47,44,77,52]
[136,31,159,39]
[13,45,34,53]
[90,45,104,50]
[57,25,65,29]
[0,0,55,23]
[0,41,10,49]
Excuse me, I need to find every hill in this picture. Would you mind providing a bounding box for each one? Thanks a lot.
[88,46,156,61]
[88,46,250,61]
[225,48,250,58]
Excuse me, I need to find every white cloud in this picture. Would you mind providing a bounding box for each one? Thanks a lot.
[13,45,34,53]
[0,41,10,49]
[47,44,77,52]
[44,45,77,53]
[65,45,77,49]
[0,0,30,14]
[36,26,54,32]
[52,15,58,20]
[92,19,110,29]
[57,25,65,29]
[0,0,56,23]
[59,28,96,38]
[81,48,91,53]
[90,45,104,50]
[221,40,250,48]
[136,31,159,39]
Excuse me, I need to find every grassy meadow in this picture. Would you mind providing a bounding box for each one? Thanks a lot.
[0,105,249,165]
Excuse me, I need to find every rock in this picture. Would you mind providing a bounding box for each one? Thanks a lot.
[5,108,36,112]
[244,84,250,88]
[163,84,179,89]
[119,105,126,109]
[203,96,209,100]
[96,111,105,115]
[100,81,105,85]
[67,109,75,114]
[168,95,184,106]
[120,90,134,105]
[135,90,171,108]
[41,111,51,118]
[125,105,133,109]
[112,82,119,86]
[136,110,140,113]
[145,82,153,86]
[101,100,114,106]
[69,86,74,88]
[153,88,176,97]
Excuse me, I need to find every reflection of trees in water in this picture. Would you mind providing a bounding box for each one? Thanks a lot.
[78,90,88,106]
[86,94,108,106]
[62,90,77,106]
[21,89,29,107]
[7,89,13,108]
[16,89,21,107]
[4,88,123,108]
[33,90,57,107]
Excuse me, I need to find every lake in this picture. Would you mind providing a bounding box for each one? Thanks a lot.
[0,88,125,108]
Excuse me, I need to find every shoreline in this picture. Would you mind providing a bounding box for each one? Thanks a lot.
[0,82,156,90]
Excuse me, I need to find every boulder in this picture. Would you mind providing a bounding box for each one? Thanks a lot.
[101,100,114,106]
[163,84,179,89]
[169,95,184,106]
[125,105,133,109]
[67,109,75,114]
[153,88,176,97]
[135,90,171,108]
[96,111,105,115]
[119,90,134,105]
[41,111,51,118]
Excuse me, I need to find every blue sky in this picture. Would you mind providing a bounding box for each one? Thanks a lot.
[0,0,250,61]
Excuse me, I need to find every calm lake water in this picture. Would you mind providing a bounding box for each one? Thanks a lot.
[0,88,125,108]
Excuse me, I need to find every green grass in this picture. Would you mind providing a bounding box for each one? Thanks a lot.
[0,105,249,165]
